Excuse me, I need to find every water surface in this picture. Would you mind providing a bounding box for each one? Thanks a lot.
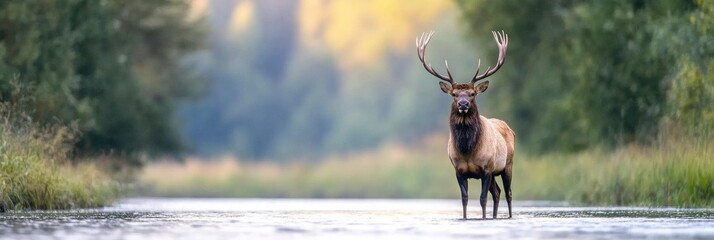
[1,198,713,239]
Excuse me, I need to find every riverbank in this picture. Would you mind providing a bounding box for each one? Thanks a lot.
[137,134,713,207]
[0,106,118,210]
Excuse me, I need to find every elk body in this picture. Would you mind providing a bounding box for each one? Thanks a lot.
[416,31,515,219]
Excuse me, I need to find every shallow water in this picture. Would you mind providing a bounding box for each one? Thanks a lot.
[1,198,713,239]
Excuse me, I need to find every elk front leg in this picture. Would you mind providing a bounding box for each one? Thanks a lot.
[456,175,468,219]
[489,178,501,219]
[480,173,493,219]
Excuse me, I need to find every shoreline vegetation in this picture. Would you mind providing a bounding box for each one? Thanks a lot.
[0,104,118,210]
[137,133,713,208]
[0,0,202,211]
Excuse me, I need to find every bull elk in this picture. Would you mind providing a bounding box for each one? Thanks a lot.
[416,31,515,219]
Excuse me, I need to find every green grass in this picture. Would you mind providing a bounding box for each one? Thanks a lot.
[509,135,713,207]
[564,140,712,207]
[137,134,714,207]
[0,103,119,210]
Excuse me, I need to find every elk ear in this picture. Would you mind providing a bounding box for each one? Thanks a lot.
[475,81,489,93]
[439,82,451,94]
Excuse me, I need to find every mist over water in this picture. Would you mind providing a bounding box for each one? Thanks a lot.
[1,198,713,240]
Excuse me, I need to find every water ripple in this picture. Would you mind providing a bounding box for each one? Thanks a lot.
[0,198,713,240]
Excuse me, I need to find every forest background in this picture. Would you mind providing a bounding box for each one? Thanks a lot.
[0,0,712,209]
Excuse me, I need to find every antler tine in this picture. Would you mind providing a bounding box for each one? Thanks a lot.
[496,30,508,66]
[444,60,454,81]
[473,59,481,79]
[471,30,509,84]
[416,31,454,84]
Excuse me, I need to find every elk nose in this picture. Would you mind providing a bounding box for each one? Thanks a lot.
[458,101,469,110]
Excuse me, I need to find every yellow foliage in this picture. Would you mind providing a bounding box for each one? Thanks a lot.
[187,0,209,21]
[298,0,454,69]
[229,0,255,34]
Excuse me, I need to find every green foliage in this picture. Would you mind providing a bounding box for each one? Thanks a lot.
[456,0,714,153]
[664,0,714,136]
[0,102,118,210]
[0,0,204,161]
[667,60,714,135]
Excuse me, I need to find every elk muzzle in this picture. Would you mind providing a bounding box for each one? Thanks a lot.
[457,100,470,113]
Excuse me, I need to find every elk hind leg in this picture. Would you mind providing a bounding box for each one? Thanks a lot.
[489,178,501,219]
[502,168,513,219]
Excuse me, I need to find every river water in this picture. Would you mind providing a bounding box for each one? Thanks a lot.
[1,198,713,239]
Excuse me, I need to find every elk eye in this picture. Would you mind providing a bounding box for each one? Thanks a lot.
[451,93,456,97]
[469,93,475,97]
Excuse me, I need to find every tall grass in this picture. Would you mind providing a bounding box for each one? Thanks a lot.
[137,135,456,198]
[0,102,118,210]
[571,138,712,207]
[137,134,714,207]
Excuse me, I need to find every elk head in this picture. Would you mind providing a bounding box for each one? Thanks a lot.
[416,31,508,115]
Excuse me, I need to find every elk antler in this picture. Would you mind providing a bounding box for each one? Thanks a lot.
[470,31,508,84]
[416,31,454,84]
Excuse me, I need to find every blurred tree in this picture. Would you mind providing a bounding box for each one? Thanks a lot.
[299,0,453,69]
[180,0,300,159]
[0,0,204,163]
[456,0,712,153]
[273,47,339,159]
[179,0,474,160]
[298,0,474,157]
[663,0,714,136]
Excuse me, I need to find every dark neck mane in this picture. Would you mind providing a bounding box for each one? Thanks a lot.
[450,106,482,154]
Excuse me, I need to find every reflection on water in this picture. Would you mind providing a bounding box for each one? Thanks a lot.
[1,198,713,239]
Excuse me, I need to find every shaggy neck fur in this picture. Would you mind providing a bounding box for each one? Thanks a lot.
[450,104,482,154]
